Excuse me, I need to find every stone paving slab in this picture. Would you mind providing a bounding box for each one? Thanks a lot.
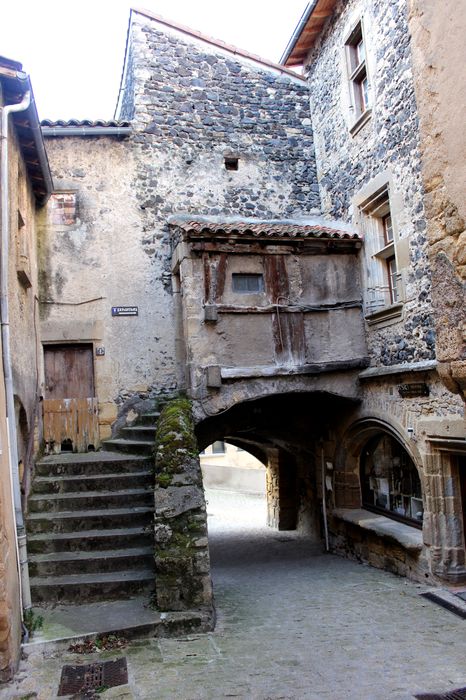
[2,489,466,699]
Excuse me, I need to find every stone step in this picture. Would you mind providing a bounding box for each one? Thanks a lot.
[27,506,154,535]
[101,438,154,456]
[27,526,153,555]
[29,546,154,577]
[30,568,155,604]
[28,488,153,513]
[137,411,161,426]
[35,452,151,477]
[120,425,156,442]
[32,470,153,494]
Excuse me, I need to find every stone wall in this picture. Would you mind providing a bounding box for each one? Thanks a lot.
[331,367,465,583]
[304,0,434,367]
[118,9,319,225]
[407,0,466,399]
[153,397,213,614]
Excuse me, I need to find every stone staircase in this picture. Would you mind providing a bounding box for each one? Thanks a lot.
[27,410,160,604]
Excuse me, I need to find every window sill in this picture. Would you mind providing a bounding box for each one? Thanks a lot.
[365,302,403,327]
[333,508,423,552]
[349,108,372,136]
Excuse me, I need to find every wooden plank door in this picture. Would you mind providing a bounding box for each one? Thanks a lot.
[44,344,95,399]
[43,344,99,453]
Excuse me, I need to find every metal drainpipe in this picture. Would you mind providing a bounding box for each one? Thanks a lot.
[1,90,33,612]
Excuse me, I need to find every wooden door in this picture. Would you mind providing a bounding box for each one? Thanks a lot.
[43,344,99,453]
[44,344,95,399]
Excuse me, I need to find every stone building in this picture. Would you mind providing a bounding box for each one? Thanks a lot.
[0,0,465,680]
[279,0,465,583]
[0,56,52,678]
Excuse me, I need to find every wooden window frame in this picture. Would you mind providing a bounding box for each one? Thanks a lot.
[232,273,265,294]
[359,186,403,318]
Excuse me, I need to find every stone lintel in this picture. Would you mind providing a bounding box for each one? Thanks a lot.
[358,360,437,380]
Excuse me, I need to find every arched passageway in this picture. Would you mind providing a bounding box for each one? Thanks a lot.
[196,390,359,542]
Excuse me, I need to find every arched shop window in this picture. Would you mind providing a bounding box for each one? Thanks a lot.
[360,433,423,528]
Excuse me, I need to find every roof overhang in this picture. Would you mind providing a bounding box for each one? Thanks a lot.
[281,0,338,67]
[41,119,131,137]
[169,215,361,253]
[0,57,53,205]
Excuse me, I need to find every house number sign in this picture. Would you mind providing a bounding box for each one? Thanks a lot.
[111,306,139,317]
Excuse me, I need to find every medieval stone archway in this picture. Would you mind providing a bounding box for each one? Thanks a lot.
[331,417,430,580]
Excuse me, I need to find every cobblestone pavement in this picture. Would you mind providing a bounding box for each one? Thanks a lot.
[3,489,466,700]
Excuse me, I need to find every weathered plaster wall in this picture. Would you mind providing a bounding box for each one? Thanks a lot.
[305,0,434,367]
[8,126,42,483]
[38,136,179,436]
[0,104,36,679]
[173,233,368,416]
[407,0,466,399]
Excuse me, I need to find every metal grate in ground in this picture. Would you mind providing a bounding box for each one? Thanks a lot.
[414,688,466,699]
[57,657,128,696]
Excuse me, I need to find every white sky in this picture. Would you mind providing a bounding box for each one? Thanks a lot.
[1,1,307,121]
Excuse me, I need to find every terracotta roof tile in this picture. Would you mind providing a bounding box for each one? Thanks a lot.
[169,218,360,240]
[41,119,130,128]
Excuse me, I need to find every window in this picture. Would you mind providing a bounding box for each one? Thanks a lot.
[16,209,32,288]
[16,167,32,288]
[224,157,239,171]
[359,186,401,316]
[345,21,371,130]
[360,433,423,528]
[386,255,399,304]
[212,440,225,454]
[232,273,264,293]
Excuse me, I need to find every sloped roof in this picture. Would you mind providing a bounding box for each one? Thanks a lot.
[169,217,360,241]
[281,0,338,67]
[132,8,306,81]
[0,56,52,204]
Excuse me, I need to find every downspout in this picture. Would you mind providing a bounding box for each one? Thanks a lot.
[321,445,329,552]
[1,90,33,613]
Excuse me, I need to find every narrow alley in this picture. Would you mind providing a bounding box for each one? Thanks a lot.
[3,489,466,700]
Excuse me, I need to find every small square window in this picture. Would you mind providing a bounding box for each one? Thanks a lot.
[224,157,239,171]
[232,273,264,293]
[212,441,225,454]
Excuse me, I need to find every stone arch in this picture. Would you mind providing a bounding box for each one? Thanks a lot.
[333,415,425,511]
[196,389,359,539]
[14,396,28,487]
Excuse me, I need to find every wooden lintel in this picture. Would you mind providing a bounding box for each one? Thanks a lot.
[220,357,370,380]
[190,240,360,255]
[215,301,362,314]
